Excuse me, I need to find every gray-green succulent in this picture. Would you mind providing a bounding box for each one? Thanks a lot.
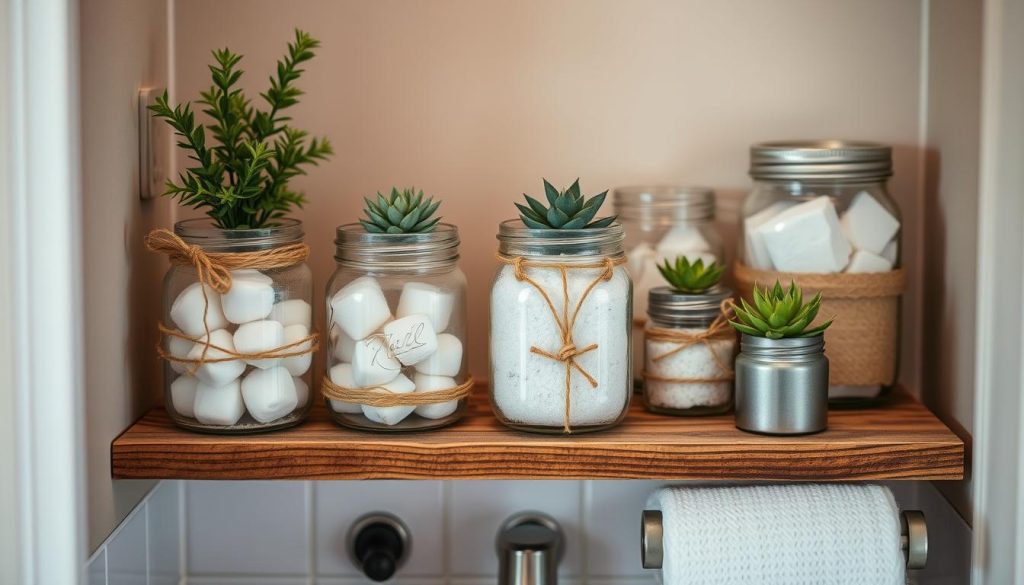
[360,187,442,234]
[516,179,615,229]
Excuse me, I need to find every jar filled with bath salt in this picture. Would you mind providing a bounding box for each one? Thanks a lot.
[612,186,724,384]
[323,224,470,431]
[643,287,735,415]
[154,219,315,433]
[490,220,632,434]
[738,141,904,404]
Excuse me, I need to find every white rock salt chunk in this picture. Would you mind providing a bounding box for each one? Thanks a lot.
[627,242,655,279]
[759,196,852,273]
[397,282,454,333]
[233,320,285,369]
[292,376,310,408]
[414,333,463,377]
[170,375,198,418]
[327,363,362,414]
[193,378,245,425]
[743,200,796,269]
[222,270,275,324]
[839,191,901,254]
[361,374,416,426]
[412,373,460,419]
[167,332,194,375]
[187,329,246,387]
[331,325,356,363]
[330,276,392,340]
[845,249,893,273]
[655,224,711,257]
[241,366,298,423]
[170,283,229,338]
[881,238,898,265]
[270,299,312,329]
[383,314,439,366]
[280,324,313,376]
[351,335,402,387]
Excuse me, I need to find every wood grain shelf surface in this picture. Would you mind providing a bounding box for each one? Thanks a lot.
[112,388,964,481]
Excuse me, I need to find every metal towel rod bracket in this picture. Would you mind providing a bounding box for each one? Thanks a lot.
[640,509,928,571]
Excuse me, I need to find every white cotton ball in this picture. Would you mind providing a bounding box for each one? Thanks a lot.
[280,324,313,376]
[350,336,402,387]
[396,282,454,333]
[361,374,416,426]
[233,320,285,369]
[193,379,245,426]
[331,325,356,363]
[382,314,438,366]
[187,329,245,387]
[166,332,194,375]
[169,375,198,418]
[327,363,362,414]
[329,276,392,340]
[412,373,460,420]
[222,270,275,324]
[655,224,712,258]
[414,333,463,377]
[270,299,312,329]
[170,282,229,338]
[240,366,298,424]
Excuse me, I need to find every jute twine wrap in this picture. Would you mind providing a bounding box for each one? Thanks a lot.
[145,228,319,372]
[320,375,476,407]
[733,261,905,386]
[642,299,736,384]
[496,253,628,434]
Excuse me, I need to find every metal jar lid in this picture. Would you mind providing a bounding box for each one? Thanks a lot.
[749,140,892,181]
[647,286,733,325]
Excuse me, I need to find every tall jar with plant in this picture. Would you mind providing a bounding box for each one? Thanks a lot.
[145,30,332,433]
[642,257,736,416]
[490,179,632,434]
[730,281,833,435]
[321,188,473,432]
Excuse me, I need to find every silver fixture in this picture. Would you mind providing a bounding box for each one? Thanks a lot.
[496,512,564,585]
[347,512,411,582]
[641,509,928,571]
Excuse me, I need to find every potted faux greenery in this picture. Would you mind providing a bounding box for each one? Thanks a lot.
[729,281,833,434]
[642,257,736,416]
[146,30,331,433]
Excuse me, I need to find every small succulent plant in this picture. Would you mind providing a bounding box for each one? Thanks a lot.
[516,179,616,229]
[730,280,833,339]
[657,256,724,294]
[360,187,441,234]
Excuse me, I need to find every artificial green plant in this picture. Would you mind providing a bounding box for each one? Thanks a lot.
[360,187,442,234]
[730,280,833,339]
[657,256,725,294]
[516,179,616,229]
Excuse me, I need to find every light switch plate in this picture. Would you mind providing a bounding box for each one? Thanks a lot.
[138,87,168,200]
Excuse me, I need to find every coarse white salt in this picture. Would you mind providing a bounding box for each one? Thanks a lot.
[644,331,734,411]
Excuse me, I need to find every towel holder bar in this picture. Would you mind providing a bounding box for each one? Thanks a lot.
[640,509,928,571]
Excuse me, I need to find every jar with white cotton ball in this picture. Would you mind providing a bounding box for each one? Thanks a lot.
[150,218,317,433]
[322,188,471,431]
[738,141,904,405]
[612,186,725,386]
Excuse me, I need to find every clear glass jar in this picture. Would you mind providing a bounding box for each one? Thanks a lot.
[161,219,314,433]
[612,186,725,384]
[740,141,902,403]
[643,286,735,415]
[490,220,632,434]
[324,224,469,431]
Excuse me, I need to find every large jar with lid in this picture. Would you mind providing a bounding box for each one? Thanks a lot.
[613,186,725,383]
[738,141,904,403]
[323,224,470,431]
[490,220,632,434]
[158,219,315,433]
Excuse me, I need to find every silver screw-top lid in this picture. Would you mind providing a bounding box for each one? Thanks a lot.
[647,286,733,325]
[749,140,892,181]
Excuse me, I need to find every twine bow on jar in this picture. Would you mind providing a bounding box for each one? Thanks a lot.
[497,254,626,433]
[642,299,736,384]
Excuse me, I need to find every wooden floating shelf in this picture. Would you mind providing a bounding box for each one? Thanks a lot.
[112,387,963,481]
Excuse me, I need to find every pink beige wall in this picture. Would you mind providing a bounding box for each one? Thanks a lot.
[174,0,926,383]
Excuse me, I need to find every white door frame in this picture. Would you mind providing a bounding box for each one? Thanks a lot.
[3,0,86,583]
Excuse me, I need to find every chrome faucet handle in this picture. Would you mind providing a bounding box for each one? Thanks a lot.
[496,512,564,585]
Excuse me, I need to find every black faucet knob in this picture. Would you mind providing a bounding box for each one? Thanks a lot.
[348,513,410,582]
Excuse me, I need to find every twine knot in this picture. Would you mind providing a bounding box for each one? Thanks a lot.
[557,343,580,361]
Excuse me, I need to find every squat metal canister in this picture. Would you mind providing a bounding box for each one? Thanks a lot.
[734,334,829,435]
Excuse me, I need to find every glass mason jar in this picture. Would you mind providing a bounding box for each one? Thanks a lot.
[612,186,725,384]
[324,224,469,431]
[490,220,632,434]
[643,286,735,415]
[739,141,902,404]
[161,219,314,433]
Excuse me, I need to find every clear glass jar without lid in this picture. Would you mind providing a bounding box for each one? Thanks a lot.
[161,219,314,433]
[325,224,469,431]
[490,220,632,434]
